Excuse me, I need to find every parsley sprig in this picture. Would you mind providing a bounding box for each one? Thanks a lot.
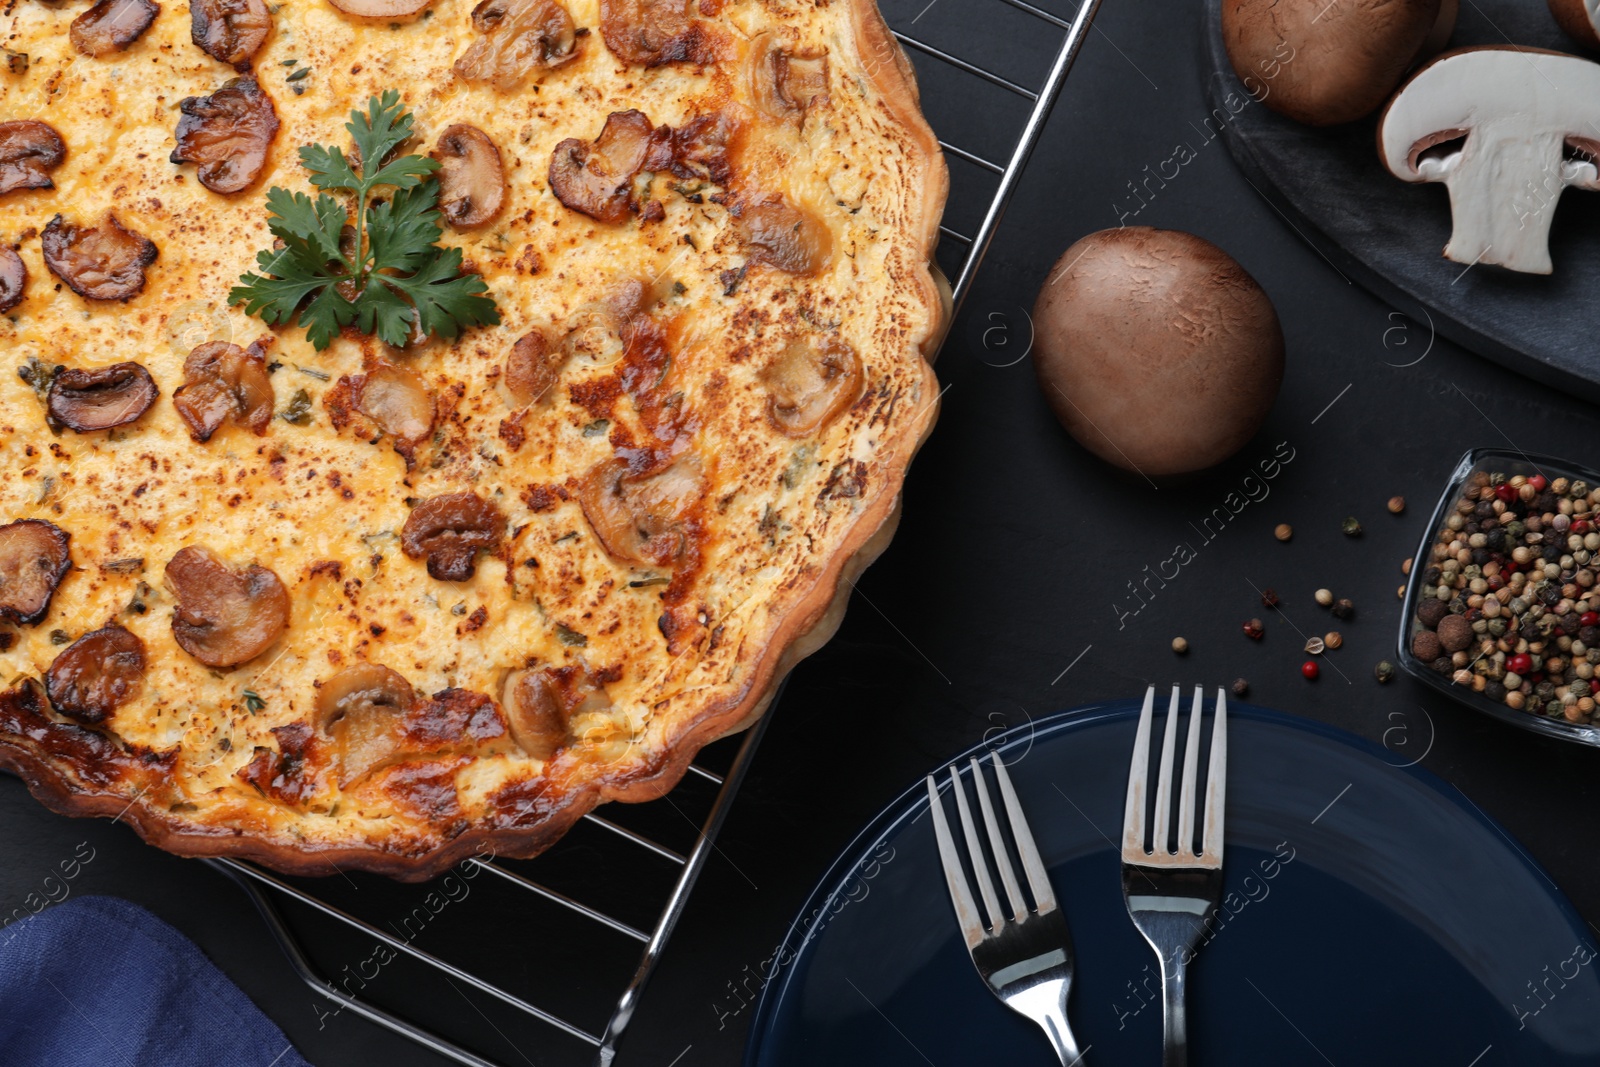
[229,92,500,351]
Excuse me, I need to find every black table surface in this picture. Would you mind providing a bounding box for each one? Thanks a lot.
[8,4,1600,1066]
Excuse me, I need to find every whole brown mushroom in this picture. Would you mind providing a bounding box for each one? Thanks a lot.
[1221,0,1457,126]
[1031,227,1284,478]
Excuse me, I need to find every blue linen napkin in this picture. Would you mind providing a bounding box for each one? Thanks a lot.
[0,894,312,1067]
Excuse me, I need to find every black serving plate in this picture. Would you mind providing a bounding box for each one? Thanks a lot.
[1398,448,1600,745]
[1199,0,1600,401]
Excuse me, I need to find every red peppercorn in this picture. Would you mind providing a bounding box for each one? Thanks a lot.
[1301,660,1319,680]
[1529,475,1547,491]
[1508,653,1533,675]
[1495,484,1517,503]
[1243,618,1265,640]
[1487,574,1505,591]
[1583,612,1600,627]
[1592,680,1600,695]
[1575,520,1592,534]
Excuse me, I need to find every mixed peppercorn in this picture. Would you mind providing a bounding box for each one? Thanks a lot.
[1409,471,1600,724]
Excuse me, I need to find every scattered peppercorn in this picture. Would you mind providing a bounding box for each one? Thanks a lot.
[1388,496,1406,514]
[1342,516,1363,537]
[1375,661,1396,684]
[1304,636,1325,654]
[1315,588,1334,607]
[1397,585,1406,599]
[1325,631,1343,650]
[1275,523,1293,542]
[1231,678,1249,697]
[1260,588,1280,609]
[1331,597,1355,620]
[1402,557,1413,575]
[1243,618,1265,640]
[1301,660,1320,680]
[1171,637,1189,655]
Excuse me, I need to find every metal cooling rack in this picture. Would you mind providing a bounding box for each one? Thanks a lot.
[209,1,1102,1062]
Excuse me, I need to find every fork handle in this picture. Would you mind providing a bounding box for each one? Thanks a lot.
[1159,954,1188,1067]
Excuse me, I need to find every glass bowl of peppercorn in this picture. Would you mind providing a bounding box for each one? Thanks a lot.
[1397,448,1600,744]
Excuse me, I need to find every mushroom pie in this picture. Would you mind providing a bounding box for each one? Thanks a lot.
[0,0,945,878]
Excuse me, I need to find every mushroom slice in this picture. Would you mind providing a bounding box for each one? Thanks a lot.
[71,0,160,56]
[355,362,434,445]
[173,339,274,442]
[1551,0,1600,51]
[171,77,280,195]
[663,111,736,185]
[548,110,664,224]
[401,492,507,581]
[578,454,703,565]
[1379,47,1600,274]
[599,0,719,67]
[191,0,272,68]
[47,363,159,432]
[41,214,158,302]
[454,0,579,90]
[760,334,861,436]
[327,0,435,19]
[0,121,66,196]
[432,124,507,230]
[164,546,290,668]
[0,248,25,313]
[735,196,832,276]
[502,666,611,760]
[45,624,145,726]
[0,519,71,626]
[316,663,416,786]
[504,329,566,405]
[749,34,829,121]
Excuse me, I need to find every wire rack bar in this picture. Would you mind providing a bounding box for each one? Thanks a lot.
[468,860,652,942]
[580,814,687,864]
[940,224,974,244]
[892,31,1038,98]
[939,140,1004,174]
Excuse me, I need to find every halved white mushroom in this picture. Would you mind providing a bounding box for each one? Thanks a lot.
[1378,46,1600,274]
[327,0,434,19]
[432,124,507,230]
[1550,0,1600,51]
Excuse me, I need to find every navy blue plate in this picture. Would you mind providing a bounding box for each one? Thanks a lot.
[745,701,1600,1065]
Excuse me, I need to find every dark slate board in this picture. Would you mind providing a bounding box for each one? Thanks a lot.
[1200,0,1600,400]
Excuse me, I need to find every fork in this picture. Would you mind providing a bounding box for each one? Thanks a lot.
[927,753,1084,1065]
[1121,685,1228,1067]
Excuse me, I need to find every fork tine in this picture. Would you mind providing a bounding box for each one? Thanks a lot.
[1151,685,1180,855]
[950,764,1003,931]
[1177,684,1203,858]
[991,753,1056,913]
[927,776,987,947]
[971,757,1026,922]
[1122,686,1156,856]
[1203,688,1229,862]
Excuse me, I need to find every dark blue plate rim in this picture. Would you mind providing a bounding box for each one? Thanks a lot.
[742,699,1594,1063]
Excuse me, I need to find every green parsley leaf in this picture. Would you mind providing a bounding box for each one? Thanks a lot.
[229,91,499,351]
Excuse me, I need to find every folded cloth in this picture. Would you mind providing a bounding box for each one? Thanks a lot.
[0,894,312,1067]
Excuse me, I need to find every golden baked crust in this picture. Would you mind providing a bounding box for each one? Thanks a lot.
[0,0,945,879]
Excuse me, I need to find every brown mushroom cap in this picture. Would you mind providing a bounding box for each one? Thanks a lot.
[548,110,662,224]
[47,363,160,433]
[190,0,273,68]
[41,214,158,302]
[71,0,160,57]
[502,666,611,759]
[171,77,280,195]
[1551,0,1600,50]
[45,624,146,726]
[401,492,507,581]
[433,125,507,230]
[504,329,565,405]
[355,362,434,444]
[316,662,416,786]
[578,454,702,565]
[760,334,861,436]
[0,120,67,196]
[1031,227,1284,478]
[454,0,580,90]
[599,0,719,67]
[165,545,290,668]
[172,339,275,441]
[0,247,25,314]
[0,519,71,627]
[327,0,435,19]
[736,197,832,276]
[1221,0,1453,126]
[749,34,830,120]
